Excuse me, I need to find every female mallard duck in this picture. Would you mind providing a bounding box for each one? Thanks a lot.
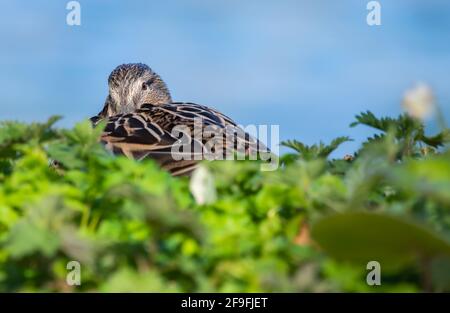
[91,63,269,176]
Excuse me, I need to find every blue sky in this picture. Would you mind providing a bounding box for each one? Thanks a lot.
[1,1,449,155]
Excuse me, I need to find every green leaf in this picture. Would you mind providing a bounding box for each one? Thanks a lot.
[281,136,352,161]
[311,212,450,268]
[6,222,60,258]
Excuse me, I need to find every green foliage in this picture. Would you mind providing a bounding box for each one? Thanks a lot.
[0,111,449,292]
[351,111,450,158]
[312,212,450,267]
[281,136,352,163]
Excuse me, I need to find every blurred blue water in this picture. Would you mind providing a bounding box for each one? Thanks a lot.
[1,0,449,155]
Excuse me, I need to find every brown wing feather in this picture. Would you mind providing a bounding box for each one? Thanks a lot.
[92,103,270,176]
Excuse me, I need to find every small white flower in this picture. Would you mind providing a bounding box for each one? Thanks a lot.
[402,83,435,120]
[189,165,217,205]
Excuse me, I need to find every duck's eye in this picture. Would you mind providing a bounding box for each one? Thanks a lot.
[142,78,154,91]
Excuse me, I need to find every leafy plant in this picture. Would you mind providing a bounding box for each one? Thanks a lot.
[0,110,449,292]
[281,136,352,162]
[351,111,450,158]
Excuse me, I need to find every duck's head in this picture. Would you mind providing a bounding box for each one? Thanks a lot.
[100,63,172,117]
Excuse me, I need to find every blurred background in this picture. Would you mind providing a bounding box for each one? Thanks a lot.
[1,0,449,155]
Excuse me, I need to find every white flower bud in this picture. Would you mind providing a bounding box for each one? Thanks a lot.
[189,165,216,205]
[402,83,435,120]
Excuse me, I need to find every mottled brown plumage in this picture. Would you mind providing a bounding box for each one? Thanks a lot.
[91,63,269,176]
